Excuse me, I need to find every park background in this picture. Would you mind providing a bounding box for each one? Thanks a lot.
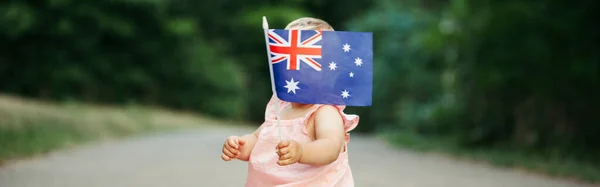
[1,0,598,184]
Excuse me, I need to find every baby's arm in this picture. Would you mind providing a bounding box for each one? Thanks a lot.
[298,105,346,166]
[234,125,264,161]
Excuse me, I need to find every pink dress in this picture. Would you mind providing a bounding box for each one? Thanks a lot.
[245,96,359,187]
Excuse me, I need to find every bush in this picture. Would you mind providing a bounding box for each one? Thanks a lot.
[348,0,600,175]
[0,0,246,119]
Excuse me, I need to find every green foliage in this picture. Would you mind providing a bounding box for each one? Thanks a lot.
[0,118,90,162]
[448,0,600,151]
[350,0,600,181]
[0,0,245,119]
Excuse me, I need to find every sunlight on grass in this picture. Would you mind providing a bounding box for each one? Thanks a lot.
[0,94,221,164]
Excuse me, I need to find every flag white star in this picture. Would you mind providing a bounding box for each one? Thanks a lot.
[329,62,337,70]
[284,78,300,94]
[342,43,351,52]
[354,57,363,66]
[341,90,350,98]
[349,72,354,77]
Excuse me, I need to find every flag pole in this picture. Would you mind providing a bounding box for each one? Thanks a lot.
[262,16,283,141]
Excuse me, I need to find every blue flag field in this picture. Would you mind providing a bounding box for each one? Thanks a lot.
[267,29,372,106]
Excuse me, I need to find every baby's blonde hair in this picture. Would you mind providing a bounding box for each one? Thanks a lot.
[285,17,335,31]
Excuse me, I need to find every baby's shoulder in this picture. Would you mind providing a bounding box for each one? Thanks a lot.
[307,105,346,128]
[311,104,359,133]
[311,105,344,119]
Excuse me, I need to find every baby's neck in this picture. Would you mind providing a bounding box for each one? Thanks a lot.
[290,102,314,109]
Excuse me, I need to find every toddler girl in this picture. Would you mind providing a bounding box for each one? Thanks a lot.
[221,17,359,187]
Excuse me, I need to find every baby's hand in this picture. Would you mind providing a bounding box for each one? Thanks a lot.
[221,136,246,161]
[276,140,303,166]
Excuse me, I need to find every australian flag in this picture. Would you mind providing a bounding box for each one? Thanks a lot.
[267,29,372,106]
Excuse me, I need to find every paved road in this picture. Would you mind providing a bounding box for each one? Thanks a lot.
[0,126,596,187]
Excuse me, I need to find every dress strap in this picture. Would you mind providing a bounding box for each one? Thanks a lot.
[264,95,289,120]
[302,104,324,119]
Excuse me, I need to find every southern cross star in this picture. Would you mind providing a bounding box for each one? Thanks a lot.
[341,90,351,98]
[342,43,351,52]
[354,57,363,66]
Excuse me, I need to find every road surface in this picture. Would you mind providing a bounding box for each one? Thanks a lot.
[0,126,596,187]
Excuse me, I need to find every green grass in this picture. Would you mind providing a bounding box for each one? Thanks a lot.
[0,118,90,161]
[380,131,600,184]
[0,94,220,164]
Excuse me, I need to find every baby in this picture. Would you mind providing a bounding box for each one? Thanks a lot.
[221,17,359,187]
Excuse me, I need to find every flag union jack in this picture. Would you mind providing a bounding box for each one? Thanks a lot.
[266,29,373,106]
[268,29,323,71]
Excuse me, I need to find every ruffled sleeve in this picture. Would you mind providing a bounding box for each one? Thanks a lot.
[334,105,359,133]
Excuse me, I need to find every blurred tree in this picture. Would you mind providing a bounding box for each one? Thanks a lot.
[0,0,245,119]
[349,0,600,165]
[448,0,600,156]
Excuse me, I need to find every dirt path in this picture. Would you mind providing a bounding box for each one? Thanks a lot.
[0,126,596,187]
